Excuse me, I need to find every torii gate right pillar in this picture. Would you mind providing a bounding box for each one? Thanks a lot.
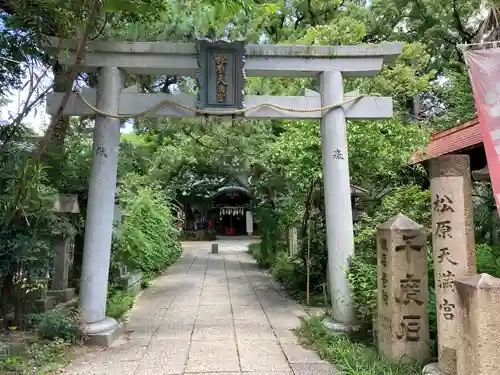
[320,71,357,327]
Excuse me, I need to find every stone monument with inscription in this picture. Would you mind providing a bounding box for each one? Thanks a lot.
[429,154,476,375]
[376,213,429,363]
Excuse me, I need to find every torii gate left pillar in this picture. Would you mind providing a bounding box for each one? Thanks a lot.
[46,38,402,344]
[80,66,124,345]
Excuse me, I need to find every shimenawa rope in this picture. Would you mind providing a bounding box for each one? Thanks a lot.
[75,90,380,119]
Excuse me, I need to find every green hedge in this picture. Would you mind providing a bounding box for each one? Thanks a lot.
[115,175,181,279]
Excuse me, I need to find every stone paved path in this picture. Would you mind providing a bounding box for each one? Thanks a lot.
[63,239,338,375]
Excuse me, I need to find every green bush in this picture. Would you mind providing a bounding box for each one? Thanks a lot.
[0,128,76,328]
[476,243,500,275]
[346,256,377,325]
[115,175,181,277]
[254,203,284,267]
[0,337,71,375]
[33,310,80,342]
[248,242,265,264]
[271,252,297,285]
[251,198,328,304]
[106,289,135,320]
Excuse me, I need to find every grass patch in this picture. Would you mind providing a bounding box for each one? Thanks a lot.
[0,338,72,375]
[298,314,422,375]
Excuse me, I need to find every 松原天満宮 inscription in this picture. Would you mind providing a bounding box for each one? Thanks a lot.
[432,191,458,322]
[196,40,245,112]
[214,54,228,103]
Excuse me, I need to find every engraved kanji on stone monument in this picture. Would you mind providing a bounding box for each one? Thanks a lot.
[376,213,429,363]
[430,154,477,375]
[196,40,245,114]
[379,237,389,306]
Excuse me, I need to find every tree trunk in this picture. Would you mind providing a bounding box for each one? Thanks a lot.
[0,271,14,328]
[43,64,71,185]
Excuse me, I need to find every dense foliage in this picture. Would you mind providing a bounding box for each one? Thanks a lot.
[114,174,181,278]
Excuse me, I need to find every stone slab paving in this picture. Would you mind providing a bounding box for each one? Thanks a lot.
[62,238,340,375]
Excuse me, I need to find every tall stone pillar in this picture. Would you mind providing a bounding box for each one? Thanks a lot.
[288,227,298,256]
[376,214,429,363]
[429,154,476,374]
[455,273,500,375]
[245,210,253,236]
[49,194,80,303]
[79,67,124,345]
[320,71,356,327]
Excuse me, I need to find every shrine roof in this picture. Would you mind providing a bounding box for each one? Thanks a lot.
[411,117,483,164]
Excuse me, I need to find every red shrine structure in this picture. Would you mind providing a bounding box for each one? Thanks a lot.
[411,117,490,181]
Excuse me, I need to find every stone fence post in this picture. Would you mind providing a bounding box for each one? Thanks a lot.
[48,194,80,303]
[376,213,429,363]
[288,227,298,256]
[246,210,253,236]
[47,234,76,303]
[430,155,476,375]
[455,273,500,375]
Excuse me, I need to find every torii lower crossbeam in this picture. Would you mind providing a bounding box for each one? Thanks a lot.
[46,90,392,120]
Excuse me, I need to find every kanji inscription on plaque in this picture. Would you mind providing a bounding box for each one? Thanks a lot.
[196,40,245,113]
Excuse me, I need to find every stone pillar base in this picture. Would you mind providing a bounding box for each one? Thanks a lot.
[81,317,123,346]
[322,317,361,333]
[422,363,444,375]
[47,288,75,303]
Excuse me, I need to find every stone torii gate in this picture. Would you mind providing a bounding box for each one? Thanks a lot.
[46,38,402,344]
